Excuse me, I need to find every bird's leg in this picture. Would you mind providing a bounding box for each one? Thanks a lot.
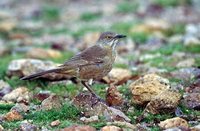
[81,81,105,105]
[81,81,96,96]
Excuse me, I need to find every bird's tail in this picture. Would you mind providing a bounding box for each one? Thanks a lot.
[20,68,61,80]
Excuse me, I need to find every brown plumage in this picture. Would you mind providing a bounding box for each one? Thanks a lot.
[21,32,126,96]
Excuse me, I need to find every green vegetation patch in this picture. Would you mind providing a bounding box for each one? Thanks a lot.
[80,12,102,21]
[117,1,138,13]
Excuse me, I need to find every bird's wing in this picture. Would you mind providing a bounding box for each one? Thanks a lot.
[60,45,107,68]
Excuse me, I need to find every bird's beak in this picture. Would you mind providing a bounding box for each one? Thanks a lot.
[114,34,126,39]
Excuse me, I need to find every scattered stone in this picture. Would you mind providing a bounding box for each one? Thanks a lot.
[158,117,189,130]
[26,48,62,59]
[129,74,170,105]
[190,124,200,131]
[103,68,132,85]
[73,92,130,122]
[11,103,29,113]
[171,67,200,81]
[186,80,200,93]
[106,85,123,106]
[4,110,23,121]
[80,116,99,124]
[2,87,29,103]
[50,120,61,127]
[40,94,62,110]
[0,80,10,90]
[0,124,4,130]
[176,58,195,68]
[7,59,71,80]
[61,125,96,131]
[106,121,137,130]
[0,80,12,98]
[101,125,122,131]
[7,59,57,76]
[130,19,170,34]
[183,93,200,110]
[144,90,181,114]
[33,90,51,101]
[20,122,37,131]
[0,21,16,32]
[163,127,190,131]
[184,36,200,46]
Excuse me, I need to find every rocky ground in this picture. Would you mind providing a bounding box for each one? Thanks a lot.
[0,0,200,130]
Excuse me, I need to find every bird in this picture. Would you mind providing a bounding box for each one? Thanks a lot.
[21,32,126,97]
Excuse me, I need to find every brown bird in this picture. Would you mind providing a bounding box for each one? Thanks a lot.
[21,32,126,97]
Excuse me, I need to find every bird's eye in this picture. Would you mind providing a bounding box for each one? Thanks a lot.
[106,36,111,39]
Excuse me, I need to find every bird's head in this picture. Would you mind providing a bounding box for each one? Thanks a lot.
[97,32,126,50]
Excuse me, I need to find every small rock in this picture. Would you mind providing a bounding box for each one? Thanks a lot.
[50,120,60,127]
[176,58,195,68]
[26,48,62,59]
[7,59,71,80]
[171,67,200,81]
[0,80,10,90]
[33,90,51,101]
[144,90,181,114]
[7,59,57,77]
[183,93,200,110]
[2,87,29,103]
[184,36,200,46]
[159,117,189,129]
[80,116,99,124]
[4,110,23,121]
[101,125,122,131]
[106,85,123,106]
[11,103,29,113]
[163,127,190,131]
[190,124,200,131]
[0,21,16,32]
[61,125,96,131]
[20,122,37,131]
[0,80,12,98]
[73,92,130,122]
[0,124,4,130]
[129,74,170,105]
[106,121,137,130]
[130,19,170,34]
[40,94,62,110]
[103,68,132,85]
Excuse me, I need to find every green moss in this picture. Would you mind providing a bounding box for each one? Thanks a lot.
[186,44,200,53]
[117,1,138,13]
[111,22,133,34]
[41,6,60,21]
[1,121,21,130]
[25,103,80,122]
[130,32,149,44]
[165,24,185,36]
[0,103,15,114]
[114,63,128,69]
[80,12,102,21]
[153,0,192,7]
[71,26,103,38]
[46,83,78,98]
[0,54,24,80]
